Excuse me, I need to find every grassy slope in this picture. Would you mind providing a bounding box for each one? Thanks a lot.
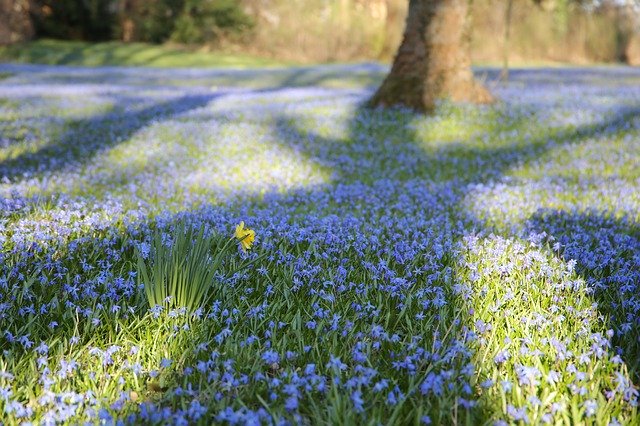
[0,39,288,68]
[0,39,618,70]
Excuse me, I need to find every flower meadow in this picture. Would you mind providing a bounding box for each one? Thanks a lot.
[1,63,640,425]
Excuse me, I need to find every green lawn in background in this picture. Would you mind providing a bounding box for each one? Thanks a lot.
[0,39,288,68]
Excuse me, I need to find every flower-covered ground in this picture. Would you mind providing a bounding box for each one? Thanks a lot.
[1,63,640,425]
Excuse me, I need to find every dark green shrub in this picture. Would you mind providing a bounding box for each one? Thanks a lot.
[129,0,183,43]
[32,0,115,41]
[170,0,253,44]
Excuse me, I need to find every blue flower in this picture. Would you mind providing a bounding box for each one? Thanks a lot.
[351,390,364,413]
[262,350,280,365]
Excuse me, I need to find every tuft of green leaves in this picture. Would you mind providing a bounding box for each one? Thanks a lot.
[135,222,232,311]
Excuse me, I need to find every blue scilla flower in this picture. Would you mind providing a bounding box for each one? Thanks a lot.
[262,350,280,365]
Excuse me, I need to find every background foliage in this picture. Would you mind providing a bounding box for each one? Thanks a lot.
[32,0,253,45]
[4,0,637,64]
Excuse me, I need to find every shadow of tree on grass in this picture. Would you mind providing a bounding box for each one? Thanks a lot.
[253,95,640,423]
[2,67,640,424]
[0,94,221,181]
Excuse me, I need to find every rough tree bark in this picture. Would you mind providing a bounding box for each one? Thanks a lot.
[0,0,34,45]
[368,0,493,113]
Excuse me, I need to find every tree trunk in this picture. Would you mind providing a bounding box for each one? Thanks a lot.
[368,0,493,113]
[0,0,34,45]
[500,0,514,81]
[118,0,137,42]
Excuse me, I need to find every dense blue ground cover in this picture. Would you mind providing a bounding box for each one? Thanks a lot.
[1,63,640,424]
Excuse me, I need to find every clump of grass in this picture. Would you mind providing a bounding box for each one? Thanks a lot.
[135,222,240,311]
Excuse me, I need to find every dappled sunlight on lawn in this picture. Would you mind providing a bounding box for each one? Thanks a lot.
[1,64,640,424]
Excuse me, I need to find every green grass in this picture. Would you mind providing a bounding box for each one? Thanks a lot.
[1,65,640,424]
[0,39,288,68]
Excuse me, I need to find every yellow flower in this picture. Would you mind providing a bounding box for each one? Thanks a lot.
[234,221,255,252]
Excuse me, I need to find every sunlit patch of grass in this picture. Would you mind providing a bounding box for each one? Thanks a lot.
[0,39,287,68]
[17,117,335,211]
[412,104,499,145]
[459,236,638,424]
[513,135,640,183]
[464,114,640,229]
[0,123,57,163]
[0,97,18,107]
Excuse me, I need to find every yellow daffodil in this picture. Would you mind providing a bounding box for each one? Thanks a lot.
[234,221,255,252]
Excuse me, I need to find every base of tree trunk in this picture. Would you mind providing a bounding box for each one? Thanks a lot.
[367,0,494,113]
[367,73,493,113]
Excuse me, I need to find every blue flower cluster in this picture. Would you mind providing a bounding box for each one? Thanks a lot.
[1,63,639,424]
